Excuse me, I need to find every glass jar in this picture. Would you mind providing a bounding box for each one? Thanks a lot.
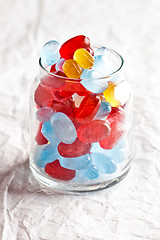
[29,46,133,192]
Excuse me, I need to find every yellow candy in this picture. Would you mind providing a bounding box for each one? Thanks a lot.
[103,82,121,107]
[62,59,82,79]
[73,48,95,69]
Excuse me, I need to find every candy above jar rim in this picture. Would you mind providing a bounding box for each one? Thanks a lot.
[39,46,124,82]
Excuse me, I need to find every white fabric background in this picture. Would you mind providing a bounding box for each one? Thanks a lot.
[0,0,160,239]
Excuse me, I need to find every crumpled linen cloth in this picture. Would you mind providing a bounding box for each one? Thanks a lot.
[0,0,160,239]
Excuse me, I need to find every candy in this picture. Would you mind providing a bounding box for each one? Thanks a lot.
[73,48,95,69]
[36,107,53,123]
[41,143,59,164]
[45,160,76,181]
[73,83,90,96]
[103,82,121,107]
[59,154,91,170]
[56,82,75,98]
[52,100,74,118]
[99,107,124,149]
[81,69,108,93]
[58,138,91,158]
[91,153,117,174]
[94,100,111,120]
[34,84,54,107]
[59,35,90,59]
[79,164,98,180]
[40,73,65,90]
[40,40,60,65]
[92,55,115,76]
[41,121,60,145]
[62,59,82,79]
[35,123,48,145]
[50,64,56,73]
[104,139,125,163]
[50,112,77,144]
[55,58,65,71]
[91,140,125,164]
[74,94,101,124]
[77,120,110,143]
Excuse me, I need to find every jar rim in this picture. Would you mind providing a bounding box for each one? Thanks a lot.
[39,46,124,82]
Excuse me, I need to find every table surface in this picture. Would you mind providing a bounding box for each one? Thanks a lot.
[0,0,160,239]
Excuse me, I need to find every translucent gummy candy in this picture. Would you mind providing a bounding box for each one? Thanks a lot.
[40,40,60,65]
[103,82,121,107]
[77,120,110,143]
[91,152,117,174]
[73,48,95,69]
[81,69,108,93]
[59,154,91,170]
[36,107,53,123]
[45,160,76,181]
[41,121,60,145]
[40,144,59,166]
[79,164,99,180]
[92,55,116,76]
[74,94,101,124]
[62,59,82,79]
[59,35,90,60]
[58,138,91,158]
[50,112,77,144]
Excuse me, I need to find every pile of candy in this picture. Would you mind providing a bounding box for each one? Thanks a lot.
[34,35,126,182]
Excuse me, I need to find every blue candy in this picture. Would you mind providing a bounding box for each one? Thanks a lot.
[59,154,91,170]
[91,140,125,164]
[50,112,77,144]
[92,55,116,76]
[41,121,60,145]
[91,153,117,174]
[105,140,125,164]
[94,100,111,120]
[81,69,108,93]
[40,144,59,167]
[40,40,60,66]
[79,164,99,180]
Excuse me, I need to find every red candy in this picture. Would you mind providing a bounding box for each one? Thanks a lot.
[40,72,65,89]
[59,35,90,60]
[45,160,76,181]
[56,82,75,98]
[35,123,48,145]
[50,64,56,73]
[34,84,54,107]
[74,82,90,96]
[74,94,101,124]
[52,100,74,118]
[58,138,91,158]
[77,120,110,143]
[99,107,125,149]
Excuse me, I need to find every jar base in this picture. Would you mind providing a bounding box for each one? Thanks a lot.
[30,162,131,193]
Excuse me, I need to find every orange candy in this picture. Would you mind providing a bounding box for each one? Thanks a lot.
[62,59,82,79]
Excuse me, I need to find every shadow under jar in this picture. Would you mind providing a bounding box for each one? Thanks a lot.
[29,46,133,192]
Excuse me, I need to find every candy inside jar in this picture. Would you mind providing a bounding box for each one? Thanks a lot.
[29,35,132,192]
